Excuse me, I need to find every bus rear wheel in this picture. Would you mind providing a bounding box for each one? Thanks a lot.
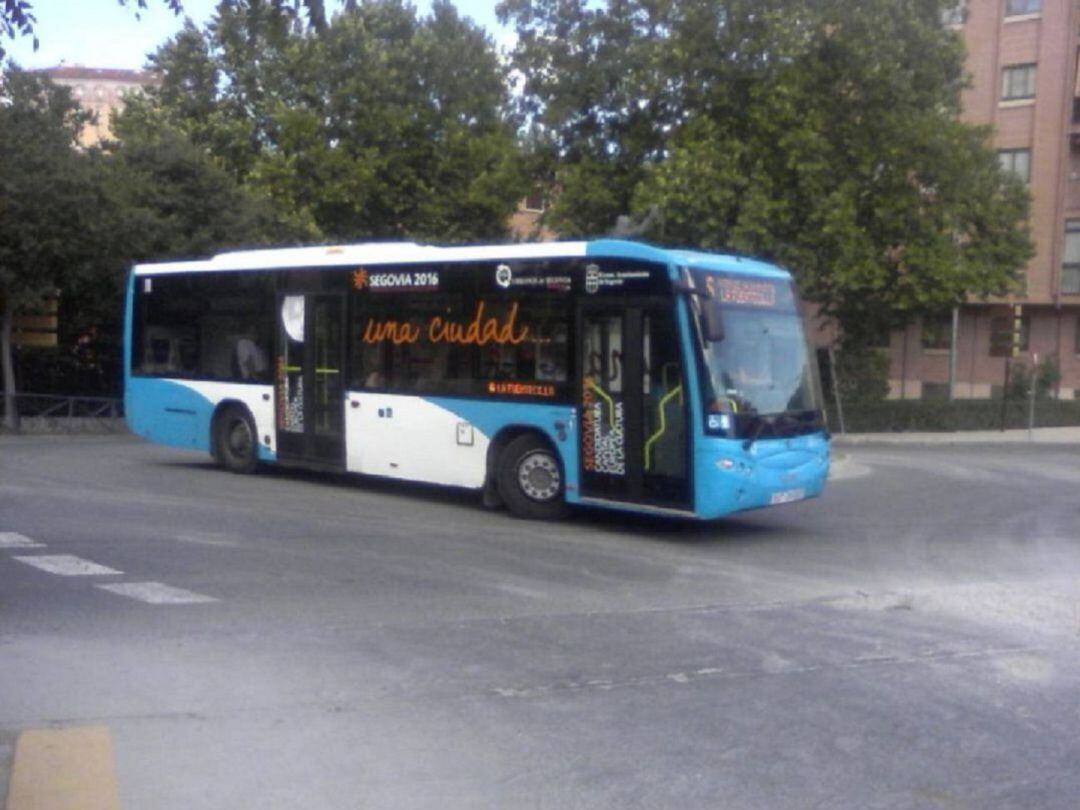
[215,406,259,474]
[497,434,569,520]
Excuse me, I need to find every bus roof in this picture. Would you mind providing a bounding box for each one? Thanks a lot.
[131,239,791,279]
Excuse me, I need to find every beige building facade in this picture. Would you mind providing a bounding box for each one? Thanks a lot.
[888,0,1080,399]
[40,65,157,147]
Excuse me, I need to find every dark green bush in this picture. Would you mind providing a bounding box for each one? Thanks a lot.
[829,398,1080,433]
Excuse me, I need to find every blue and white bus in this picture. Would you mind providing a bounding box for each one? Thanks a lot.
[125,240,829,520]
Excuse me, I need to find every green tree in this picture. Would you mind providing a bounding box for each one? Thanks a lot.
[62,121,290,398]
[500,0,1034,342]
[122,0,526,243]
[103,124,283,260]
[497,0,678,236]
[1005,355,1061,401]
[0,68,106,428]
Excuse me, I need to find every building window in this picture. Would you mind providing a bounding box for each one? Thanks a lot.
[989,314,1030,357]
[1001,64,1037,101]
[1063,220,1080,294]
[921,313,952,351]
[941,1,966,26]
[1004,0,1041,16]
[998,149,1031,183]
[522,189,545,213]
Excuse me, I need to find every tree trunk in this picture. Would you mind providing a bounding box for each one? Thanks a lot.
[1,293,20,432]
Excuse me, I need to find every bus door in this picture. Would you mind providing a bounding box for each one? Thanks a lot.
[275,292,346,467]
[578,301,691,509]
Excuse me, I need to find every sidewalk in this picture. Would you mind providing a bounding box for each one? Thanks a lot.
[833,426,1080,446]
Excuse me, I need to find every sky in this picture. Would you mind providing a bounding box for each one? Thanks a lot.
[5,0,507,71]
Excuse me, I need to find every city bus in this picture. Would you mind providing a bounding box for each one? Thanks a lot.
[124,239,830,520]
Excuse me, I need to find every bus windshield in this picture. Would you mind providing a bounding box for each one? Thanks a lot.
[691,271,824,439]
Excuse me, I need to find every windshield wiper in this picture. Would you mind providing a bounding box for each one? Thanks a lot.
[793,410,827,434]
[773,413,806,438]
[742,415,769,450]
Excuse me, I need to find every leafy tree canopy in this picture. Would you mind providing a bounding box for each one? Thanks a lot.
[62,122,286,394]
[102,125,283,262]
[0,68,110,425]
[499,0,1034,341]
[0,69,100,312]
[118,0,527,243]
[0,63,284,416]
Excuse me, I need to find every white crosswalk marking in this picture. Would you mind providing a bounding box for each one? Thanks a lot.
[96,582,218,605]
[13,555,122,576]
[0,532,46,549]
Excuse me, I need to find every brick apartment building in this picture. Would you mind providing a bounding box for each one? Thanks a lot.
[40,65,157,148]
[886,0,1080,399]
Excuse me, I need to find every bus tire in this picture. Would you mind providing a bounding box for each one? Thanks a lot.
[215,406,259,474]
[497,434,569,520]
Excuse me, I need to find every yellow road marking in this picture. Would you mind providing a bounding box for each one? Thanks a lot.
[6,726,120,810]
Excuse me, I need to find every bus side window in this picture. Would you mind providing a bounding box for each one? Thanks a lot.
[535,322,568,382]
[142,326,197,376]
[235,337,268,380]
[143,327,175,374]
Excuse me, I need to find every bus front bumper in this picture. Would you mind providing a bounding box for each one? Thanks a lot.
[694,433,830,520]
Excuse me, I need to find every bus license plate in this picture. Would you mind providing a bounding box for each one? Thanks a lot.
[770,488,806,505]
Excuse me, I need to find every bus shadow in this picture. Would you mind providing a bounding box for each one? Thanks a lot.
[570,506,806,546]
[150,457,481,509]
[154,458,811,546]
[257,462,483,508]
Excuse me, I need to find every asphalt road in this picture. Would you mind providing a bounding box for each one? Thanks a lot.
[2,435,1079,809]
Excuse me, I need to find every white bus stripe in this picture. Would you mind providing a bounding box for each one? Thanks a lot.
[13,555,122,577]
[0,532,46,549]
[96,582,218,605]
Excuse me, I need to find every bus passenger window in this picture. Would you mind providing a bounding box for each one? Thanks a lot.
[235,338,268,380]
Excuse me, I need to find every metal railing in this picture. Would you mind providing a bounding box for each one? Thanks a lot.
[2,392,125,432]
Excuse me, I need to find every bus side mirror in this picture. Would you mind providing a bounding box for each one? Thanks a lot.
[674,279,725,341]
[702,299,725,342]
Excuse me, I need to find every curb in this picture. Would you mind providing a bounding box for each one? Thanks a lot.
[832,428,1080,446]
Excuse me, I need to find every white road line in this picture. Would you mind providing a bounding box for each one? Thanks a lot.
[0,532,46,549]
[173,532,242,548]
[96,581,218,605]
[13,555,122,577]
[829,460,872,481]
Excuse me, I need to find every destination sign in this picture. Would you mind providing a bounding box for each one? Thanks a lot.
[691,270,797,312]
[715,278,776,307]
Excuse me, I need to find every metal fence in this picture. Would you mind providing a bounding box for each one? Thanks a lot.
[2,392,125,433]
[817,347,1080,434]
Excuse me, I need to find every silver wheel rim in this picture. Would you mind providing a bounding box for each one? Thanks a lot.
[517,451,561,502]
[228,419,253,458]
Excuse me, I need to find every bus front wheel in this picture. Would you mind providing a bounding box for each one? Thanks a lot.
[497,434,569,520]
[215,406,259,474]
